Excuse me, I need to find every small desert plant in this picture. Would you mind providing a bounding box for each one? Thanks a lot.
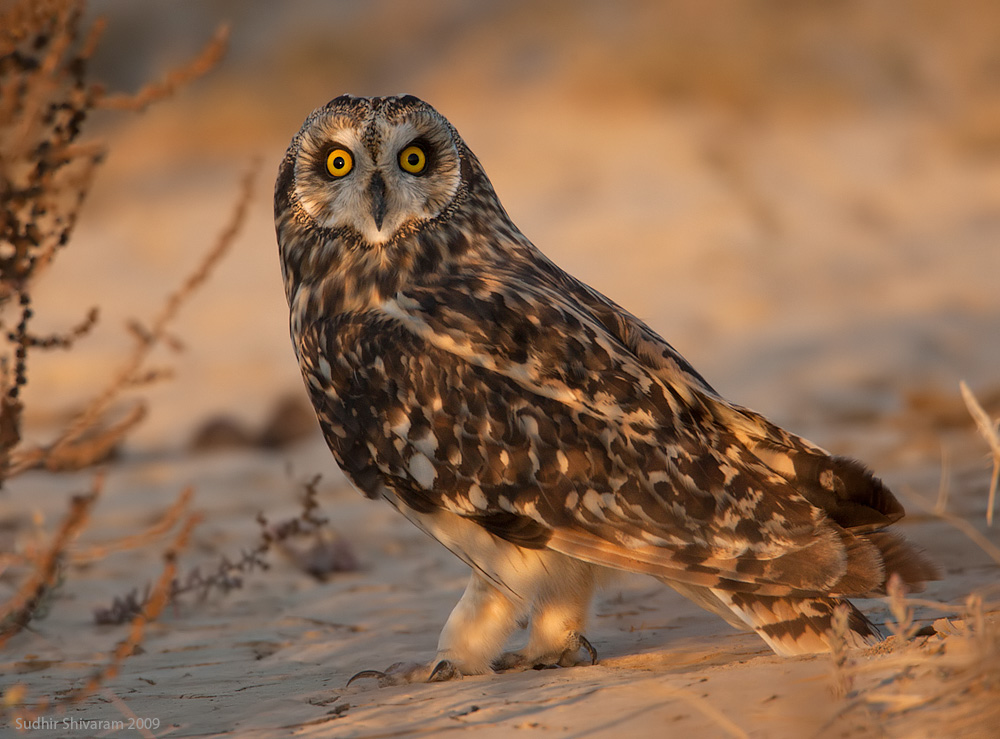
[1,0,229,481]
[94,475,358,626]
[0,0,247,720]
[825,382,1000,738]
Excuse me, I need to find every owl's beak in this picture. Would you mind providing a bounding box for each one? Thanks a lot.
[369,172,388,231]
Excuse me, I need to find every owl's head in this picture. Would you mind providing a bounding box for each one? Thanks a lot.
[277,95,527,319]
[277,94,466,248]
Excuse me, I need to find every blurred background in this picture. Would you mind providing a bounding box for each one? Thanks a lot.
[4,7,998,732]
[23,0,1000,461]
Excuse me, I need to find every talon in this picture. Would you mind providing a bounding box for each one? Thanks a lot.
[346,669,386,687]
[578,634,598,665]
[428,659,461,682]
[555,631,597,667]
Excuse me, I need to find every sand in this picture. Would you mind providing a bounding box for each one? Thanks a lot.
[3,2,999,737]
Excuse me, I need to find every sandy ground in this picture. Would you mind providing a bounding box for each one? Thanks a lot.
[3,3,1000,737]
[3,436,998,738]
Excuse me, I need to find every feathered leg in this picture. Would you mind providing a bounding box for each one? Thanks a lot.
[348,570,524,686]
[494,558,600,670]
[435,570,526,674]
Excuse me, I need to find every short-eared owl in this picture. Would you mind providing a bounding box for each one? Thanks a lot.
[275,94,936,683]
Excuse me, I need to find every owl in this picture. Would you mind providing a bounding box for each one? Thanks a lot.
[275,95,937,684]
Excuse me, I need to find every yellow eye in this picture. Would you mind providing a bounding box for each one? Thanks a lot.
[326,148,353,177]
[399,145,427,174]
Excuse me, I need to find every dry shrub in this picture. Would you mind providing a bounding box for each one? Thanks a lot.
[0,478,100,649]
[1,0,231,478]
[827,596,999,739]
[0,0,254,720]
[826,383,1000,738]
[94,475,358,626]
[6,509,201,721]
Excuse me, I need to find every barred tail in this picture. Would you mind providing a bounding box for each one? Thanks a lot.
[713,590,881,656]
[663,580,881,656]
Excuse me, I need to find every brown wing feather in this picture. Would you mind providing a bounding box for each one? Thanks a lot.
[297,283,934,599]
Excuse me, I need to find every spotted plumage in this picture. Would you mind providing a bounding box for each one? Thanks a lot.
[275,94,937,680]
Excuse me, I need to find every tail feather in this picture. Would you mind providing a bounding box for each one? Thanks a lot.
[828,515,938,598]
[833,530,886,595]
[656,401,941,656]
[713,589,881,656]
[721,403,940,597]
[720,403,905,531]
[662,580,881,655]
[863,531,940,594]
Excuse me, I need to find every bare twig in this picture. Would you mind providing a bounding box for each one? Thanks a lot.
[886,573,918,641]
[6,510,200,721]
[71,486,194,564]
[0,474,103,648]
[94,475,355,624]
[960,380,1000,526]
[6,161,259,476]
[98,24,230,112]
[935,445,950,515]
[102,689,157,739]
[70,512,200,697]
[12,401,148,474]
[900,485,1000,567]
[830,603,855,698]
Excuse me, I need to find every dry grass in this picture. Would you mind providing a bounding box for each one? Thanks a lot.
[824,383,1000,738]
[3,505,201,722]
[0,476,100,650]
[0,0,256,720]
[827,595,999,738]
[960,381,1000,527]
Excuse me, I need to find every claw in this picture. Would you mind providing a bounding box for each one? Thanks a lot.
[346,669,387,687]
[578,633,598,665]
[347,660,459,687]
[494,632,598,672]
[428,659,461,682]
[554,631,597,667]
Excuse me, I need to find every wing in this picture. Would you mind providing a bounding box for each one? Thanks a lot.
[296,259,927,598]
[527,252,912,533]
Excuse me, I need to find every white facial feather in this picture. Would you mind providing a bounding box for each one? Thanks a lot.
[291,106,461,246]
